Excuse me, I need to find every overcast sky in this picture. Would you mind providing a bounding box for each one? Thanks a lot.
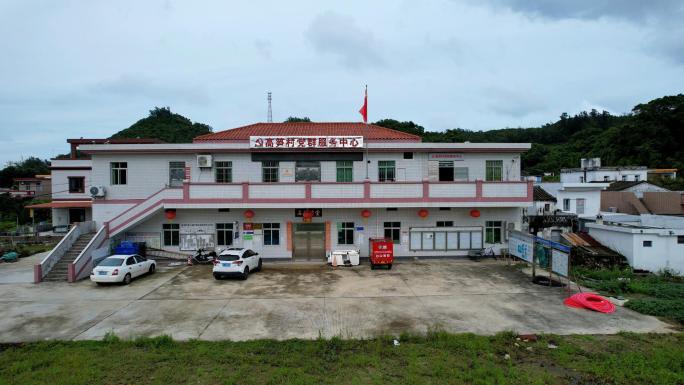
[1,0,683,164]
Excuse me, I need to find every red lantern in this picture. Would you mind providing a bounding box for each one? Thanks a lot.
[244,209,255,219]
[418,209,429,218]
[361,209,372,218]
[470,209,481,218]
[164,209,176,220]
[302,210,314,220]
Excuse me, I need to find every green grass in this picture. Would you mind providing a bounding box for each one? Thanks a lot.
[1,332,683,385]
[573,266,684,324]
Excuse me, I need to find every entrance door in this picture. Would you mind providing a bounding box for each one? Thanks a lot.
[293,223,325,260]
[68,208,86,224]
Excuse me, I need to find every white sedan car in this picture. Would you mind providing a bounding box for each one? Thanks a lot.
[212,248,262,280]
[91,254,156,285]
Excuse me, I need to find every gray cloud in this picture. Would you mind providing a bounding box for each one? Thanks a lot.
[305,11,385,69]
[91,75,209,105]
[473,0,683,22]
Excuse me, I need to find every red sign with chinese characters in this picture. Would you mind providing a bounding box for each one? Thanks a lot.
[250,136,364,149]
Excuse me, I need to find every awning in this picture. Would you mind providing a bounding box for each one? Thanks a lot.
[25,201,92,209]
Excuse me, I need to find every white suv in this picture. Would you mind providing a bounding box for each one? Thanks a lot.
[212,248,262,280]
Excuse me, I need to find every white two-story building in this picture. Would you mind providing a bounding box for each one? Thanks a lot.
[78,122,532,261]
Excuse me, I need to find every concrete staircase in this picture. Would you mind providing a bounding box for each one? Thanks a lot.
[43,232,96,282]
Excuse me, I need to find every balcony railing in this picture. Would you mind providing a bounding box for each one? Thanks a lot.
[185,180,532,203]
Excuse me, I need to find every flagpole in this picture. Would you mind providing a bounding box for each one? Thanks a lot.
[364,85,369,180]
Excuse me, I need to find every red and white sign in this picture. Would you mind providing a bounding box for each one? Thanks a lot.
[428,153,464,161]
[250,136,364,149]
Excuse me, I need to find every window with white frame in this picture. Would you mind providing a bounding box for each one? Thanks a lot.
[485,221,503,243]
[383,221,401,243]
[110,162,127,185]
[563,198,570,211]
[378,161,396,182]
[163,223,179,246]
[576,198,586,214]
[262,161,279,183]
[215,161,232,183]
[216,223,234,246]
[337,222,354,245]
[485,160,503,181]
[169,161,185,187]
[263,223,280,245]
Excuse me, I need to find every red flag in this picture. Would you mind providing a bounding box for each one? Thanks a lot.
[359,86,367,123]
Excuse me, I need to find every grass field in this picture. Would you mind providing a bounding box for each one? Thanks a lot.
[573,266,684,324]
[1,332,682,385]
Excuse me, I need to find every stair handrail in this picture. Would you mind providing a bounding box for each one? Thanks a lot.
[34,221,93,283]
[69,224,108,282]
[107,187,183,237]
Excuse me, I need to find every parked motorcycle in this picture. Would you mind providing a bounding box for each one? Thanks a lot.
[192,248,217,264]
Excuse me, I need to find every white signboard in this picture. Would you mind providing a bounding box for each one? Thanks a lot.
[551,249,569,277]
[428,153,464,161]
[249,136,364,149]
[179,224,216,251]
[509,231,533,263]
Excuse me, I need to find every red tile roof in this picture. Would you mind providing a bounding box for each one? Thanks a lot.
[193,122,422,142]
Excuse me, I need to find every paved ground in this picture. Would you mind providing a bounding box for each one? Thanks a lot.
[0,257,674,342]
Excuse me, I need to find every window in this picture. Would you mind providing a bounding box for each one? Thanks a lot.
[215,161,232,183]
[485,221,503,243]
[678,236,684,244]
[436,221,454,227]
[386,208,398,211]
[403,152,413,159]
[643,240,652,247]
[563,198,570,211]
[622,175,627,181]
[126,257,136,266]
[68,177,85,193]
[544,203,551,212]
[263,223,280,245]
[337,222,354,245]
[580,176,585,182]
[454,167,468,181]
[216,223,234,246]
[378,161,396,182]
[163,223,179,246]
[603,175,610,182]
[336,161,353,182]
[135,255,147,263]
[576,198,586,214]
[485,160,503,181]
[295,161,320,182]
[110,162,127,185]
[438,161,454,181]
[439,207,451,211]
[384,221,401,244]
[262,161,279,182]
[635,174,640,181]
[169,161,185,187]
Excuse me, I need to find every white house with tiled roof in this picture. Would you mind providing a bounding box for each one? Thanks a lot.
[35,122,533,282]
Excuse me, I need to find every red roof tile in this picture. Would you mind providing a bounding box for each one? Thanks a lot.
[193,122,422,142]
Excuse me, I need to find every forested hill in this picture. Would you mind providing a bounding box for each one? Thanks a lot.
[374,94,684,176]
[110,107,212,143]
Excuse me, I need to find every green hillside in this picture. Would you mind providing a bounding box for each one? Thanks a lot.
[110,107,212,143]
[375,94,684,177]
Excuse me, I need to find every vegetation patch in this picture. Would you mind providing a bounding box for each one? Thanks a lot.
[0,332,682,385]
[573,266,684,325]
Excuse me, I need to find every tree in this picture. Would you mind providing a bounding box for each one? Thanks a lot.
[110,106,212,143]
[284,116,311,123]
[373,119,425,136]
[0,157,50,188]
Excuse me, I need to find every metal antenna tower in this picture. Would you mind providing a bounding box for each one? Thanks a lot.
[267,92,273,123]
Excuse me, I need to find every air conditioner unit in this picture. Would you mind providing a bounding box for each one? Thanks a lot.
[197,155,213,168]
[89,186,106,197]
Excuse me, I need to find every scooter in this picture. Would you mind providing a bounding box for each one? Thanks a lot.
[192,248,217,264]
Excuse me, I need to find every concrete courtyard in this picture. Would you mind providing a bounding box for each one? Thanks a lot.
[0,255,674,342]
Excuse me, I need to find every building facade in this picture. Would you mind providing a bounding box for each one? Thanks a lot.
[78,123,532,260]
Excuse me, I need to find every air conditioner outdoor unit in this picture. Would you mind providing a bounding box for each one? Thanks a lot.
[89,186,106,197]
[197,155,213,168]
